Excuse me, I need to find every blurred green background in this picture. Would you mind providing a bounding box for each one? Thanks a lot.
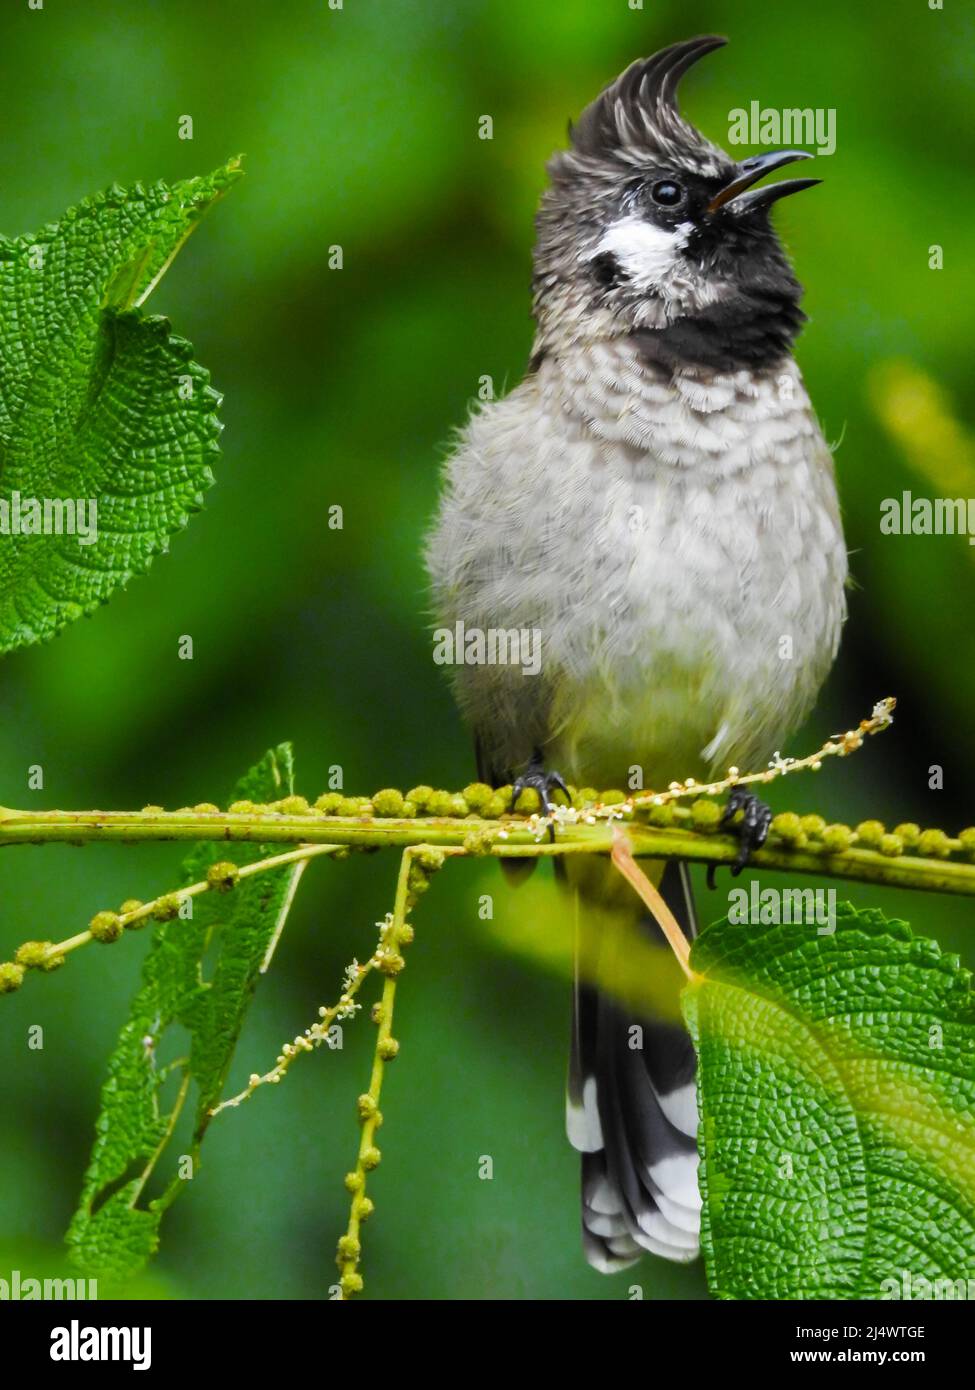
[1,0,973,1301]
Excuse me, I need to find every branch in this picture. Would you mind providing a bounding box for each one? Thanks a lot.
[0,703,973,883]
[0,698,897,848]
[334,845,452,1300]
[4,697,975,997]
[0,843,344,990]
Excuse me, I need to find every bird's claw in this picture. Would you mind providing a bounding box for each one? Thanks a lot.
[510,764,569,817]
[707,788,772,887]
[722,787,773,875]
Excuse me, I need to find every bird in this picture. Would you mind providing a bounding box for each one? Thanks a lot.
[425,36,848,1273]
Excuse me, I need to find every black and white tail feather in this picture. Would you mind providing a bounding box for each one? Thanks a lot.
[566,861,701,1272]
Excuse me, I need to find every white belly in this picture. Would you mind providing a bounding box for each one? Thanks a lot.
[427,343,848,791]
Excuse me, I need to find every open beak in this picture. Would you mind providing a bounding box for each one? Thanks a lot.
[707,150,820,215]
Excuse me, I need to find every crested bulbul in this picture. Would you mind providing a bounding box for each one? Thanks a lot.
[427,36,847,1272]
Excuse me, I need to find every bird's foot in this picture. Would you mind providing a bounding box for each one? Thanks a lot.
[707,787,772,887]
[511,760,569,817]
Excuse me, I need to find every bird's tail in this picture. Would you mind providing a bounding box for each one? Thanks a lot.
[565,859,702,1271]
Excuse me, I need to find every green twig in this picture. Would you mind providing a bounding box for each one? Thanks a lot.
[1,807,973,895]
[334,845,452,1300]
[0,843,343,993]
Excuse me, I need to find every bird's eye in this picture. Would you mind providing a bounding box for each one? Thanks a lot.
[650,180,683,207]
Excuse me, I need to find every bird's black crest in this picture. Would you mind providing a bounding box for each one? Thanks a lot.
[569,35,731,176]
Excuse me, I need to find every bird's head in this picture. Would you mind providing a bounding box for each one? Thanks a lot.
[533,36,818,370]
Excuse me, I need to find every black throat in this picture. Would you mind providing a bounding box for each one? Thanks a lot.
[629,288,806,375]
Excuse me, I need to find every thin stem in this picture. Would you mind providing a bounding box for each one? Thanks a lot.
[210,946,378,1116]
[132,1071,192,1210]
[6,842,344,980]
[611,828,694,980]
[337,846,417,1300]
[2,809,973,898]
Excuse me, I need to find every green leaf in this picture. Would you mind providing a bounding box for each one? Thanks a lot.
[0,159,241,654]
[67,743,304,1280]
[683,904,975,1299]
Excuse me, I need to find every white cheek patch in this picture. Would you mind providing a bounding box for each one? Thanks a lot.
[585,215,693,292]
